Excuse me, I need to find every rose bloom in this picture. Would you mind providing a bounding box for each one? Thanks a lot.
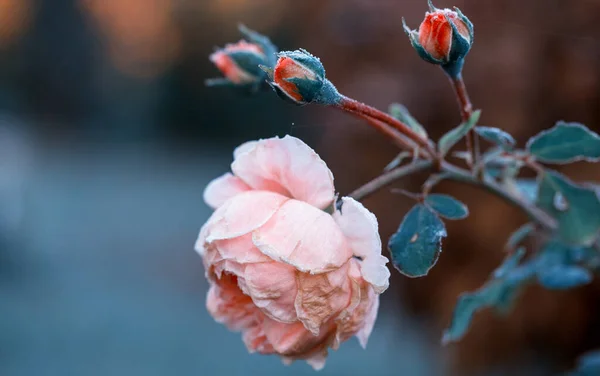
[418,9,471,61]
[195,136,390,369]
[209,40,265,84]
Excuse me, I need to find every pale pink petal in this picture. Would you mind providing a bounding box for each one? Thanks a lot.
[333,197,390,293]
[333,266,379,350]
[242,324,275,354]
[356,293,379,349]
[243,262,298,323]
[203,173,251,209]
[212,234,272,264]
[203,191,289,242]
[295,263,352,335]
[262,320,311,355]
[231,136,335,209]
[194,222,210,256]
[233,140,259,159]
[305,352,327,371]
[252,199,352,274]
[206,277,258,331]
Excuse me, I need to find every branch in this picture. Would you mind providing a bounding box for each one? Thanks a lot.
[349,160,433,201]
[441,162,558,231]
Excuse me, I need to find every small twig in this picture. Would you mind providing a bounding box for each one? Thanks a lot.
[349,160,433,201]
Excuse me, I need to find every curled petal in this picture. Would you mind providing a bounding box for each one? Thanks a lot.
[232,136,335,209]
[333,197,390,293]
[204,191,289,242]
[243,262,298,323]
[252,199,352,274]
[203,173,251,209]
[295,263,352,335]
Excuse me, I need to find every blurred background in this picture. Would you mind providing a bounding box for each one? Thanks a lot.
[0,0,599,375]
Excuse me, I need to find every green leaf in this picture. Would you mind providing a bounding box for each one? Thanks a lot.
[443,249,535,344]
[475,126,515,150]
[537,171,600,246]
[438,110,481,157]
[389,103,428,139]
[388,204,447,278]
[527,121,600,163]
[425,194,469,220]
[537,265,592,290]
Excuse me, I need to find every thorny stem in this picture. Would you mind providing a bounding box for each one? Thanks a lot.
[449,74,479,169]
[337,96,435,156]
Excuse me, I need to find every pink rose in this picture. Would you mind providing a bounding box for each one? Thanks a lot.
[195,135,390,369]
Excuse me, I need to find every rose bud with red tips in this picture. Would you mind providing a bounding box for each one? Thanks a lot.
[207,25,277,90]
[263,49,340,106]
[403,1,473,77]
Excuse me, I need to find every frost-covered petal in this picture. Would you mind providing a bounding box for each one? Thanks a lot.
[295,263,352,335]
[333,197,390,293]
[203,173,251,209]
[252,199,352,274]
[231,136,335,209]
[204,191,289,242]
[243,262,298,323]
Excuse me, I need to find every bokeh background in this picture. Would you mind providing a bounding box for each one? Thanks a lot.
[1,0,599,375]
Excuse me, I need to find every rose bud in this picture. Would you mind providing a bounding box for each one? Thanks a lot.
[209,41,267,85]
[207,25,277,89]
[403,0,473,77]
[196,135,390,370]
[264,49,340,106]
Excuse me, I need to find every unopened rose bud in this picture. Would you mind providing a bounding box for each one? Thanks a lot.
[403,1,473,77]
[207,25,277,89]
[264,49,340,106]
[209,41,267,85]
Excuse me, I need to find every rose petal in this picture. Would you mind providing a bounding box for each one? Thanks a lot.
[262,320,311,355]
[355,292,379,349]
[203,173,251,209]
[333,197,390,293]
[231,136,335,209]
[242,324,274,354]
[243,262,298,323]
[295,263,352,335]
[206,277,258,331]
[233,140,259,159]
[204,191,289,242]
[252,199,352,274]
[213,234,272,264]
